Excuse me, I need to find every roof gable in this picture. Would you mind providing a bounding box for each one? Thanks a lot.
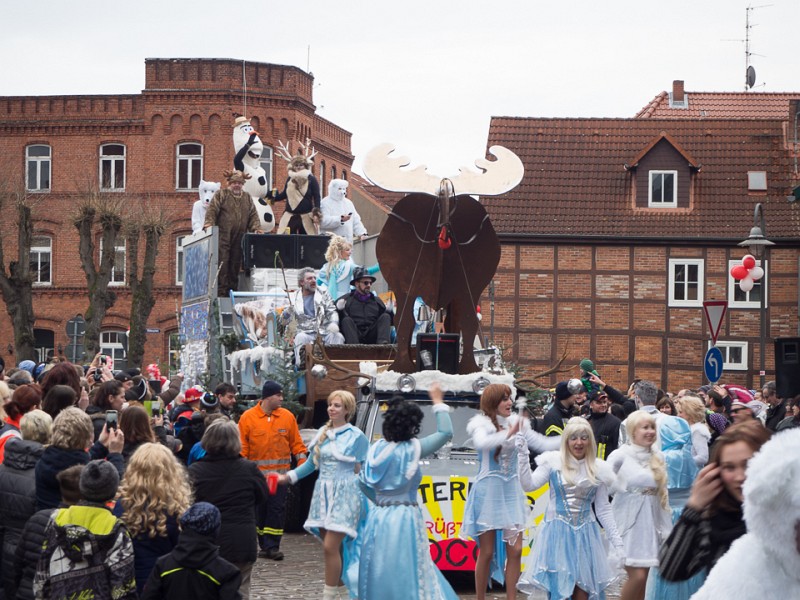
[626,131,701,170]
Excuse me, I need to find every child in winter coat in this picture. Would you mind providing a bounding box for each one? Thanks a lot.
[141,502,242,600]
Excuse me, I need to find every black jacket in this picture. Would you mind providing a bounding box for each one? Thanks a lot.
[34,442,124,510]
[0,438,44,599]
[13,507,57,600]
[586,411,621,459]
[141,529,241,600]
[765,399,787,432]
[189,455,268,564]
[540,401,574,436]
[340,292,387,335]
[604,384,637,416]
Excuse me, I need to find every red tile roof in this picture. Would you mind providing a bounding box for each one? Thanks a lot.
[485,116,800,240]
[635,91,798,119]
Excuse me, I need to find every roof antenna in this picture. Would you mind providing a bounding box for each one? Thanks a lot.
[722,4,771,91]
[242,60,247,116]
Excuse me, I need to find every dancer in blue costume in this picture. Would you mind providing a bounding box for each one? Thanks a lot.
[517,417,624,600]
[644,415,702,600]
[461,384,560,600]
[280,391,369,600]
[317,235,380,302]
[358,384,458,600]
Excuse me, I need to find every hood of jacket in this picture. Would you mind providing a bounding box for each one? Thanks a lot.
[4,437,44,470]
[170,528,221,569]
[51,503,125,563]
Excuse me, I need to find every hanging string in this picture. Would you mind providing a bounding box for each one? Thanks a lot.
[242,60,247,117]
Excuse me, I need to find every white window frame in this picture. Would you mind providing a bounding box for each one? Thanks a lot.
[668,258,704,307]
[709,340,748,371]
[29,236,53,286]
[99,143,126,191]
[176,143,203,190]
[99,238,127,286]
[648,170,678,207]
[26,144,51,192]
[259,146,274,192]
[728,259,768,308]
[175,235,185,286]
[100,331,127,370]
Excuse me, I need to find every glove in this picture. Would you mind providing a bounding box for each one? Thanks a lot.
[515,432,529,456]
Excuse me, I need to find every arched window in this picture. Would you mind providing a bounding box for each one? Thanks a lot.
[176,142,203,189]
[100,143,126,191]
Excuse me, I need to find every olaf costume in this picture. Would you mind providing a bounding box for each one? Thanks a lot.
[690,429,800,599]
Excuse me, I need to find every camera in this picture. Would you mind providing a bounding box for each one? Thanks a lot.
[93,370,103,383]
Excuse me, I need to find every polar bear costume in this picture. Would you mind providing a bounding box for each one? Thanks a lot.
[690,428,800,599]
[232,116,275,232]
[192,179,220,234]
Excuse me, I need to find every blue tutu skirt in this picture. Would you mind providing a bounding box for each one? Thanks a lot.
[461,475,528,542]
[518,517,616,600]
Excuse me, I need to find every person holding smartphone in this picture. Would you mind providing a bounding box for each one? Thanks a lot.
[319,179,367,243]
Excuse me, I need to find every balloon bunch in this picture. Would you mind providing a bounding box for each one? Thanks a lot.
[729,254,764,292]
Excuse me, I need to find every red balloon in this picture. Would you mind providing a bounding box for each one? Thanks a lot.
[731,265,748,279]
[742,255,756,269]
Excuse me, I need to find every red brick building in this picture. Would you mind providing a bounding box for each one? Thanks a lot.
[0,58,358,369]
[482,82,800,391]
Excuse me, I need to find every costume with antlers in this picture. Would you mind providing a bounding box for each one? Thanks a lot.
[204,170,261,296]
[267,140,322,235]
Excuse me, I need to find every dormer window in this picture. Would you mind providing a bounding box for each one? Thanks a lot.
[649,170,678,207]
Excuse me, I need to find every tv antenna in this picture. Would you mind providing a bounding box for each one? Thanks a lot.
[723,4,772,91]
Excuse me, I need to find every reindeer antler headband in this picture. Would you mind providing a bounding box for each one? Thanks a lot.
[276,138,318,165]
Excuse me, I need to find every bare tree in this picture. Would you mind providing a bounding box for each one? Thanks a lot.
[74,191,124,359]
[126,204,170,369]
[0,175,37,361]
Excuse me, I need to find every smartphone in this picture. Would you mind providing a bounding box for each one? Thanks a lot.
[93,369,103,383]
[152,407,163,417]
[105,410,118,430]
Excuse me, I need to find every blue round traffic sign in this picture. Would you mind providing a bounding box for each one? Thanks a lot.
[704,346,724,383]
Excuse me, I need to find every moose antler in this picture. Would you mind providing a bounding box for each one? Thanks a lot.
[299,138,318,161]
[362,143,524,196]
[276,140,294,163]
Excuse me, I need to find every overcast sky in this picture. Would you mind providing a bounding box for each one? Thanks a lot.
[3,1,797,176]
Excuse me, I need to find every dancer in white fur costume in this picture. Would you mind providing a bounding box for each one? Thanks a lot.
[192,179,220,234]
[690,428,800,599]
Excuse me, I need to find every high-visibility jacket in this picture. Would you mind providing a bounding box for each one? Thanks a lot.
[238,405,307,474]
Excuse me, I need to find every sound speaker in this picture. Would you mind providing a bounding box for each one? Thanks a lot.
[243,234,329,269]
[775,337,800,399]
[417,333,460,375]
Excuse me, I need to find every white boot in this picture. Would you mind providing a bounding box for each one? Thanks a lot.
[336,585,349,599]
[323,584,338,600]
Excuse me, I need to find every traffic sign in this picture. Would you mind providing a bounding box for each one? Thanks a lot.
[703,301,728,346]
[704,346,724,383]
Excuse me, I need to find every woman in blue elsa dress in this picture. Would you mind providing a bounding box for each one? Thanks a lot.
[358,383,458,600]
[317,235,380,302]
[644,415,702,600]
[517,417,624,600]
[461,384,560,600]
[279,390,369,600]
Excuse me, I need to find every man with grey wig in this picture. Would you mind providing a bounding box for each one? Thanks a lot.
[618,380,664,447]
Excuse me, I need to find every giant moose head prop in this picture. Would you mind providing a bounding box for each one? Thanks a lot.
[363,144,524,374]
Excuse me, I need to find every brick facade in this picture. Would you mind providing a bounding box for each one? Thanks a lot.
[0,58,353,369]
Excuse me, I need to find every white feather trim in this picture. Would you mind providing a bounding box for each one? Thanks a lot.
[594,459,617,488]
[534,450,561,469]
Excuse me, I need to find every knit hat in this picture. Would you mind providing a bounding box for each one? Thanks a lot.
[131,378,148,401]
[579,359,596,373]
[200,391,219,410]
[555,381,571,402]
[80,459,120,503]
[180,502,221,537]
[349,266,376,286]
[18,360,36,375]
[261,380,282,399]
[184,386,203,404]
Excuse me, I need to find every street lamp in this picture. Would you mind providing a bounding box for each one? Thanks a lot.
[738,203,775,389]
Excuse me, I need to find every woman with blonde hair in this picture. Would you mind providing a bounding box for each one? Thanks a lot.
[114,442,193,595]
[461,383,559,600]
[607,411,672,600]
[279,390,369,600]
[517,417,623,600]
[675,395,710,468]
[317,234,380,302]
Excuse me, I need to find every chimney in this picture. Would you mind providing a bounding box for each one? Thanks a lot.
[672,80,685,104]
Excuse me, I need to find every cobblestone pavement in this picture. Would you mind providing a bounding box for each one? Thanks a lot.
[251,533,622,599]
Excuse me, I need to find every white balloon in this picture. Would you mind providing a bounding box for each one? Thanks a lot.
[750,266,764,280]
[739,276,754,292]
